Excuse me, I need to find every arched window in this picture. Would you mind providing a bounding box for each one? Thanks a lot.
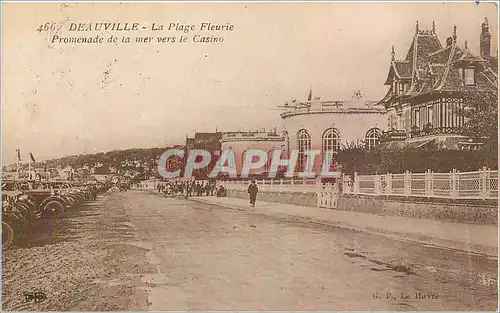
[322,128,340,168]
[322,128,341,152]
[365,128,381,149]
[297,129,311,172]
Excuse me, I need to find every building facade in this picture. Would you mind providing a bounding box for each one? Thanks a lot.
[220,129,285,175]
[378,19,498,149]
[184,132,222,179]
[280,98,387,171]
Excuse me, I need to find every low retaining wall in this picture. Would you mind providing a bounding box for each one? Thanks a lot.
[227,189,317,207]
[226,189,497,225]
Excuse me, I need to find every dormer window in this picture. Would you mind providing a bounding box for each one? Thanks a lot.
[416,82,421,92]
[464,67,475,85]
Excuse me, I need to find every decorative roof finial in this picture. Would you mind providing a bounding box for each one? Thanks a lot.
[453,25,457,41]
[416,20,419,34]
[432,21,436,34]
[391,45,395,61]
[482,17,490,33]
[464,40,468,50]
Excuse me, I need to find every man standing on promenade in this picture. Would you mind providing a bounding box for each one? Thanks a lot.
[248,179,258,208]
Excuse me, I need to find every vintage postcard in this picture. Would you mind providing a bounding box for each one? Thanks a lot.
[1,1,498,311]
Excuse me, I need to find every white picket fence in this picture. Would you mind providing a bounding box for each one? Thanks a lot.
[343,167,498,200]
[222,178,319,193]
[142,168,498,201]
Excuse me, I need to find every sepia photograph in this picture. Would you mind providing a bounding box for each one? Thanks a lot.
[1,1,498,311]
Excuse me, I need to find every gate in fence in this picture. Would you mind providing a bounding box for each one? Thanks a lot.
[317,183,339,209]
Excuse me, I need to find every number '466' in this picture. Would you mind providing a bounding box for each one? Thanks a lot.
[37,23,56,32]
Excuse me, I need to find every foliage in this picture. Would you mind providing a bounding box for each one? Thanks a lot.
[459,91,498,152]
[337,140,497,175]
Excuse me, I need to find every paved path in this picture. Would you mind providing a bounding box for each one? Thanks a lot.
[189,195,498,257]
[4,190,497,311]
[130,191,498,310]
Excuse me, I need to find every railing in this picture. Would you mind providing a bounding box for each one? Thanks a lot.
[222,178,319,193]
[410,126,461,138]
[380,129,407,142]
[343,167,498,200]
[381,127,464,142]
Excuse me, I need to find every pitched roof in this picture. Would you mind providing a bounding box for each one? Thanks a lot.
[428,46,453,64]
[406,33,443,68]
[488,57,498,71]
[384,31,442,86]
[379,26,497,107]
[394,61,412,77]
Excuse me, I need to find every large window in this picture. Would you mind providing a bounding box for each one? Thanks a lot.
[322,128,340,168]
[427,106,433,126]
[465,68,475,85]
[365,128,381,149]
[416,83,422,92]
[414,109,420,129]
[297,129,311,172]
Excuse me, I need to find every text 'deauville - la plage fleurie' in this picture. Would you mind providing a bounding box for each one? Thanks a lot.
[67,22,234,33]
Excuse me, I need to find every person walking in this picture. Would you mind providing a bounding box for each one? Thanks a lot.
[210,182,216,196]
[248,179,258,208]
[205,182,211,196]
[196,182,202,196]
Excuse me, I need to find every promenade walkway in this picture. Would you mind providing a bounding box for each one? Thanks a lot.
[190,196,498,257]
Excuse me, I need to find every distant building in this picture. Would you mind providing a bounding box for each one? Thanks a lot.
[164,145,184,174]
[58,166,75,181]
[221,129,285,175]
[184,132,222,179]
[377,19,498,149]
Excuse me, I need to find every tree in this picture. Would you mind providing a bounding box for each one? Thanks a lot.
[460,91,498,151]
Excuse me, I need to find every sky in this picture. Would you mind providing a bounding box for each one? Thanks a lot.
[2,2,498,165]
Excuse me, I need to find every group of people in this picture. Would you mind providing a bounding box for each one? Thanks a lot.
[156,180,227,197]
[154,179,259,207]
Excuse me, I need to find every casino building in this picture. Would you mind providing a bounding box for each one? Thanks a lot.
[184,97,388,178]
[279,97,387,172]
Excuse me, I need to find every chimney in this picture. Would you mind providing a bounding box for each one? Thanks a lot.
[480,18,491,59]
